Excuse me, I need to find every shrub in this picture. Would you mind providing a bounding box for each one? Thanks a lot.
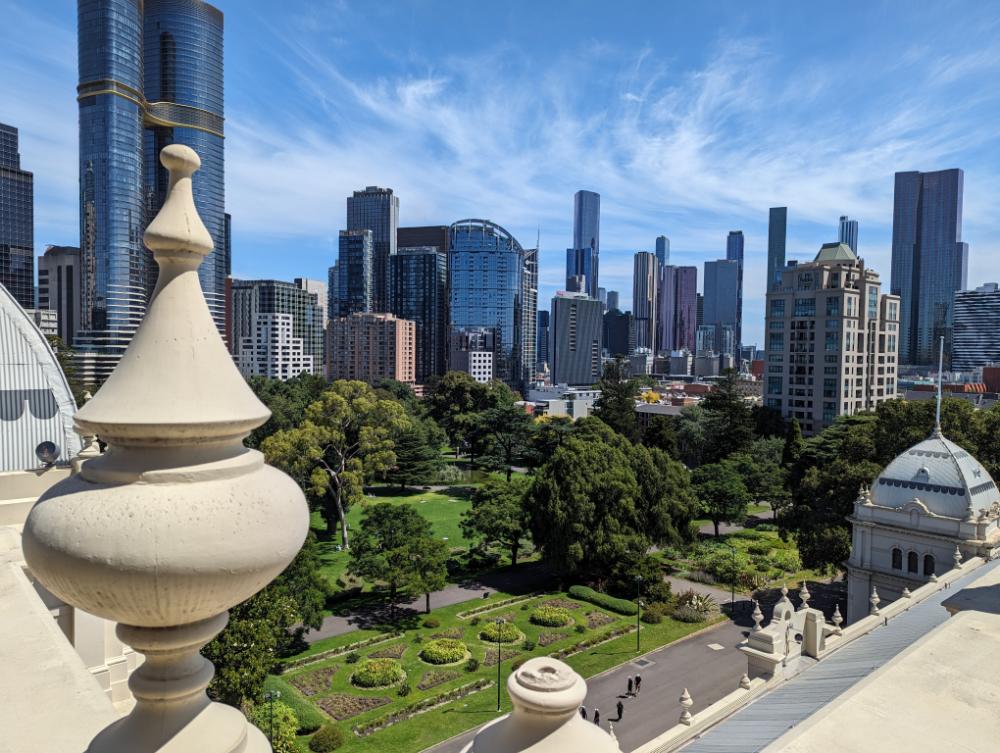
[264,678,324,733]
[397,683,412,697]
[772,550,802,573]
[530,606,573,627]
[685,570,717,585]
[522,639,536,651]
[641,602,673,624]
[411,635,424,644]
[345,651,361,664]
[574,624,586,634]
[249,700,298,753]
[645,580,672,604]
[746,542,771,556]
[520,604,530,610]
[464,657,480,672]
[568,585,637,615]
[674,604,708,623]
[419,639,468,665]
[511,657,526,671]
[470,617,481,626]
[478,621,522,643]
[755,522,779,532]
[676,590,717,612]
[351,659,405,688]
[422,617,441,629]
[309,725,344,753]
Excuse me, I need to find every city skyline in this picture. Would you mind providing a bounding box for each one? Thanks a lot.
[4,1,1000,347]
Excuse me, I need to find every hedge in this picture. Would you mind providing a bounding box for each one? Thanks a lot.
[263,676,326,734]
[568,586,637,615]
[308,724,344,752]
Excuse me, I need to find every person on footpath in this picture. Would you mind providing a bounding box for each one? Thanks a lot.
[616,700,624,720]
[627,677,633,696]
[580,706,587,720]
[593,708,601,726]
[635,674,642,695]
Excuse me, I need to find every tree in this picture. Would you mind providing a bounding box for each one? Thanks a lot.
[390,420,443,488]
[47,335,89,406]
[246,373,328,449]
[461,476,532,565]
[373,377,421,415]
[425,371,487,455]
[675,404,708,467]
[262,381,409,547]
[527,415,575,467]
[641,414,679,458]
[349,503,446,609]
[407,535,450,613]
[730,438,788,517]
[480,402,534,480]
[592,357,639,441]
[249,700,298,753]
[692,460,751,537]
[700,370,753,464]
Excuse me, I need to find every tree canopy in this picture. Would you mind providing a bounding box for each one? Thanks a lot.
[692,459,751,537]
[592,358,639,441]
[461,476,532,565]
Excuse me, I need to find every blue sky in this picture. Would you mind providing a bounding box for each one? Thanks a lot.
[3,1,1000,346]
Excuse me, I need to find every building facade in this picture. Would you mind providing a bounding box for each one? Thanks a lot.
[390,246,448,383]
[655,235,669,267]
[839,215,859,254]
[603,308,635,359]
[655,264,698,354]
[0,123,33,310]
[347,186,398,313]
[952,283,1000,371]
[337,229,372,317]
[656,265,676,355]
[765,242,899,435]
[606,290,619,312]
[890,169,968,367]
[536,310,550,370]
[632,251,657,351]
[235,312,313,381]
[767,207,787,292]
[449,219,535,389]
[726,230,744,357]
[328,312,415,384]
[37,245,81,345]
[703,259,740,359]
[549,292,602,386]
[567,190,600,299]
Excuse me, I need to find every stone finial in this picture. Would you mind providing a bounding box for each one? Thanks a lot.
[22,145,309,753]
[858,483,873,506]
[953,545,963,569]
[781,583,789,599]
[739,672,752,690]
[798,581,811,611]
[679,688,694,725]
[869,586,881,616]
[832,604,843,635]
[929,572,939,582]
[901,587,912,599]
[751,600,764,632]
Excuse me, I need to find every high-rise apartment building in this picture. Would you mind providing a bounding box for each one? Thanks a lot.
[603,308,635,359]
[597,287,607,311]
[632,252,657,351]
[0,123,33,310]
[347,186,398,312]
[767,207,787,292]
[726,230,744,356]
[654,264,698,354]
[390,246,448,383]
[327,262,339,320]
[449,219,536,388]
[75,0,226,384]
[337,230,373,317]
[235,313,313,381]
[536,310,550,369]
[703,259,740,359]
[952,283,1000,372]
[549,292,602,386]
[655,236,669,267]
[294,278,327,324]
[839,215,859,254]
[764,242,899,435]
[328,312,415,384]
[567,190,599,298]
[606,290,619,312]
[890,169,968,367]
[657,265,676,355]
[37,245,81,345]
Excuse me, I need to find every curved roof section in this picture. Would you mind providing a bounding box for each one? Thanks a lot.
[814,242,858,263]
[0,284,81,471]
[450,219,524,252]
[871,431,999,519]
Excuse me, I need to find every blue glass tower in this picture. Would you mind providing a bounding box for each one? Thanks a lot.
[838,215,858,254]
[703,259,740,358]
[390,246,448,382]
[726,230,744,358]
[0,123,34,309]
[567,190,599,298]
[337,230,372,317]
[655,235,669,267]
[767,208,787,292]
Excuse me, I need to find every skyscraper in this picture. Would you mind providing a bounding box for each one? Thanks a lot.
[449,219,536,388]
[656,265,676,354]
[606,290,619,312]
[0,123,33,310]
[327,262,339,321]
[952,283,1000,372]
[632,252,657,351]
[655,235,669,267]
[549,292,602,386]
[37,246,81,345]
[337,230,373,317]
[726,230,744,357]
[567,190,600,298]
[347,186,398,312]
[76,0,226,383]
[603,308,635,358]
[767,207,787,292]
[673,266,698,352]
[390,246,448,383]
[891,169,968,367]
[536,310,550,369]
[703,259,740,359]
[839,215,859,254]
[328,313,415,385]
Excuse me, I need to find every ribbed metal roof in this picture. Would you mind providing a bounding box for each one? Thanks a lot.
[0,283,81,471]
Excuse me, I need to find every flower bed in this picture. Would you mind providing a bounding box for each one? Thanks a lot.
[586,610,615,629]
[289,666,338,697]
[368,642,407,660]
[456,593,537,620]
[353,680,493,737]
[350,658,406,689]
[541,597,580,610]
[416,669,461,691]
[529,606,573,627]
[537,631,568,647]
[418,639,468,665]
[282,631,405,671]
[315,693,390,721]
[429,627,464,640]
[478,621,523,644]
[483,646,521,666]
[549,625,636,660]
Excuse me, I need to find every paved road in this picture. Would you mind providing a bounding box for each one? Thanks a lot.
[422,618,748,753]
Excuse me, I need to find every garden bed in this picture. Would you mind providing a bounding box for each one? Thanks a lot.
[282,631,404,671]
[456,593,537,619]
[289,666,338,697]
[483,646,521,666]
[586,611,615,629]
[315,693,391,721]
[541,597,580,610]
[368,642,407,660]
[353,679,493,737]
[416,669,461,691]
[537,631,567,647]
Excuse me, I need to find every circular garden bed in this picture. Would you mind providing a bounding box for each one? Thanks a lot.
[350,658,406,689]
[418,638,469,666]
[530,606,573,627]
[478,620,523,644]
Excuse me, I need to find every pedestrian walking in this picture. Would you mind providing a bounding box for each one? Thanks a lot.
[580,706,587,720]
[616,700,624,720]
[593,708,600,726]
[627,676,633,696]
[635,674,642,695]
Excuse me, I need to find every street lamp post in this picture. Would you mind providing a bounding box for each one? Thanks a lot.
[263,690,280,744]
[635,575,643,652]
[724,543,736,615]
[495,617,503,712]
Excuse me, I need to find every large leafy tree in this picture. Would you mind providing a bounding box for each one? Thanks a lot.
[461,476,532,565]
[480,402,535,480]
[249,700,298,753]
[407,534,451,614]
[527,415,575,467]
[641,414,679,458]
[592,357,639,441]
[692,459,751,537]
[390,419,443,488]
[261,381,409,547]
[246,373,328,449]
[730,438,788,518]
[425,371,487,454]
[700,370,753,464]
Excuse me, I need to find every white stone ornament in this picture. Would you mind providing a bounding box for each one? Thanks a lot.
[798,581,811,611]
[869,586,881,616]
[901,587,912,599]
[22,145,310,753]
[679,688,694,725]
[751,600,764,632]
[832,604,843,634]
[739,672,752,690]
[953,545,963,569]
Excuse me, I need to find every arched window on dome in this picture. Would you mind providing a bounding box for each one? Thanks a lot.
[907,551,918,573]
[923,554,935,577]
[891,548,902,570]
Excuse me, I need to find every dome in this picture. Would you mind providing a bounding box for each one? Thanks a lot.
[872,430,999,519]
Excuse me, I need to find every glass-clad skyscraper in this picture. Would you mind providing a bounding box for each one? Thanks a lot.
[567,190,599,299]
[655,235,669,267]
[767,207,787,292]
[0,123,34,309]
[337,230,372,317]
[839,215,859,254]
[726,230,744,358]
[390,246,448,383]
[449,219,536,388]
[347,186,398,313]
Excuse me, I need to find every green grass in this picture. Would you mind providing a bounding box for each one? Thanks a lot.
[281,590,714,753]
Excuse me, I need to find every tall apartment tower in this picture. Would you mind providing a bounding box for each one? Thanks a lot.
[767,207,787,292]
[890,169,968,367]
[764,242,899,435]
[390,246,448,383]
[655,235,670,267]
[37,245,81,345]
[726,230,744,357]
[337,230,373,317]
[632,252,657,352]
[952,283,1000,371]
[703,259,740,358]
[0,123,33,309]
[839,215,859,254]
[566,190,600,299]
[603,308,635,359]
[328,313,415,385]
[656,265,676,355]
[606,290,619,312]
[549,292,602,386]
[536,310,550,369]
[347,186,398,313]
[655,265,698,354]
[326,262,339,320]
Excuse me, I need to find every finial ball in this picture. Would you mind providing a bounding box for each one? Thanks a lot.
[160,143,202,177]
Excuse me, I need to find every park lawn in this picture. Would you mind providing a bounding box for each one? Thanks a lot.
[275,589,716,753]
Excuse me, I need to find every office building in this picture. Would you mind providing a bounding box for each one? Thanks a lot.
[536,310,550,369]
[764,242,899,435]
[549,292,602,386]
[75,0,226,383]
[37,245,81,345]
[696,293,704,326]
[294,278,327,325]
[328,312,415,384]
[767,207,787,292]
[632,252,657,351]
[597,287,607,311]
[390,246,448,382]
[606,290,619,312]
[654,264,698,354]
[327,262,339,321]
[603,308,635,359]
[890,169,968,367]
[952,283,1000,371]
[657,265,676,355]
[231,279,324,379]
[449,219,536,388]
[839,215,859,254]
[347,186,398,312]
[567,190,600,298]
[25,308,59,337]
[655,235,669,267]
[397,225,450,253]
[703,259,740,359]
[337,230,373,317]
[0,123,33,310]
[726,230,745,357]
[449,328,495,384]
